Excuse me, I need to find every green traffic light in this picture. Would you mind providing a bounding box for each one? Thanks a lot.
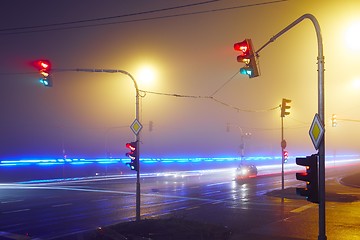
[240,67,253,77]
[39,78,52,87]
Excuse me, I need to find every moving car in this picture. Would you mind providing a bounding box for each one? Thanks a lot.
[235,164,258,181]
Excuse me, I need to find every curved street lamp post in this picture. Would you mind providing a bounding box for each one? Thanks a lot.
[41,67,142,221]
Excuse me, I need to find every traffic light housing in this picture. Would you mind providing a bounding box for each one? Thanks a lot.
[125,141,138,171]
[281,98,291,117]
[234,39,259,78]
[296,154,319,203]
[283,150,288,163]
[331,114,337,127]
[35,60,52,87]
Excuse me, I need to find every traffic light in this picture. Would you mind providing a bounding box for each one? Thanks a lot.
[281,98,291,117]
[35,60,52,87]
[234,39,259,78]
[283,150,288,163]
[331,114,337,127]
[296,154,319,203]
[125,141,138,171]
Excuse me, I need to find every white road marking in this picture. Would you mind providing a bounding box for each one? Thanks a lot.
[1,199,24,204]
[290,203,315,213]
[2,208,30,214]
[51,203,73,208]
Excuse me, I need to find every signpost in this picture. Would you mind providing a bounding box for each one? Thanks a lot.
[309,113,325,150]
[131,119,143,135]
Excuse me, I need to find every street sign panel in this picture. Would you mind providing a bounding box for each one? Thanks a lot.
[130,119,143,135]
[309,113,324,150]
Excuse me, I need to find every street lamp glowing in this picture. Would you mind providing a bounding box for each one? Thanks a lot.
[345,21,360,51]
[136,66,156,86]
[352,78,360,89]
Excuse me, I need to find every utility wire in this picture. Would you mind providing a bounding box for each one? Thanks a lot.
[210,71,239,97]
[139,89,280,113]
[0,0,221,32]
[0,0,288,35]
[0,70,280,113]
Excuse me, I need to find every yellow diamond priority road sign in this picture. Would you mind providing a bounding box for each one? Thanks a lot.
[309,113,324,150]
[130,119,143,135]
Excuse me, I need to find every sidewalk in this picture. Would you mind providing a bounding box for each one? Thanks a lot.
[339,172,360,188]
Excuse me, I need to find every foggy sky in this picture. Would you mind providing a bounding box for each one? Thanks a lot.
[1,0,360,159]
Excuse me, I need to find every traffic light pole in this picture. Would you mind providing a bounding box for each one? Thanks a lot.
[54,68,142,222]
[281,116,284,191]
[256,14,326,240]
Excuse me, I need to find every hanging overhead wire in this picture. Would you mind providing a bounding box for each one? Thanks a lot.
[0,0,288,35]
[139,89,281,113]
[138,66,280,113]
[210,71,239,97]
[0,0,221,33]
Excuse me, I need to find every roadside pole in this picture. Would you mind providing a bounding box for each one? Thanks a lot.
[53,68,142,221]
[281,116,284,190]
[255,14,326,239]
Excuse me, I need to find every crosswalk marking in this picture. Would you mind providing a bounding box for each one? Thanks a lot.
[290,203,315,213]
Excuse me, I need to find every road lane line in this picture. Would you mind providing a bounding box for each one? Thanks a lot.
[206,182,228,187]
[186,206,200,211]
[91,198,108,202]
[290,203,315,213]
[203,190,221,195]
[1,199,24,204]
[51,203,73,208]
[2,208,30,214]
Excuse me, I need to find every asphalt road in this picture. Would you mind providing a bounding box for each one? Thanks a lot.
[1,163,360,239]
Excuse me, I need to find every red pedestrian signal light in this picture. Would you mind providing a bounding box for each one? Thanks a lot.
[281,98,291,117]
[34,60,52,87]
[296,154,319,203]
[125,141,138,171]
[234,39,259,78]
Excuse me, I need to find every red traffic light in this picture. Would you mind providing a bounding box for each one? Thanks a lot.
[39,61,50,70]
[34,60,51,71]
[234,39,250,58]
[126,142,136,152]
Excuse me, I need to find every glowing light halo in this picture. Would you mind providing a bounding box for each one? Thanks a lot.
[345,21,360,51]
[136,65,156,86]
[353,78,360,89]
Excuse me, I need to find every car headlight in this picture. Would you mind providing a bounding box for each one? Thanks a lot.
[241,168,249,175]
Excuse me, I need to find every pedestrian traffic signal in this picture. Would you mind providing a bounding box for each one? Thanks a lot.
[234,39,259,78]
[125,141,138,171]
[296,154,319,203]
[281,98,291,117]
[283,150,288,163]
[35,60,52,87]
